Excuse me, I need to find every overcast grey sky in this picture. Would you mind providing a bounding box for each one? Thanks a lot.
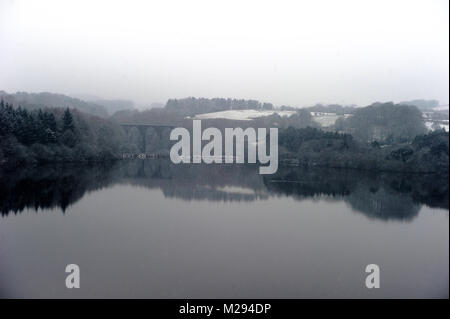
[0,0,448,107]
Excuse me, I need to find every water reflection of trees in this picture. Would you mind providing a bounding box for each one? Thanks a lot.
[0,160,448,221]
[0,163,119,215]
[266,166,448,221]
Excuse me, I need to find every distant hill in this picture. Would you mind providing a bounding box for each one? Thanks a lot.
[400,99,440,110]
[90,99,135,115]
[149,102,165,109]
[165,97,274,116]
[0,91,108,117]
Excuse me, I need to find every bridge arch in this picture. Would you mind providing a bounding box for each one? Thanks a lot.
[120,123,176,153]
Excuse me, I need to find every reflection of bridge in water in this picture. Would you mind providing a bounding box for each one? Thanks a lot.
[119,123,177,153]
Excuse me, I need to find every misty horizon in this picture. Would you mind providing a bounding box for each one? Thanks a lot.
[0,89,448,111]
[1,0,448,107]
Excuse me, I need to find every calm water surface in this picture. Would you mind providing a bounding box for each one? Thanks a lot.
[0,160,448,298]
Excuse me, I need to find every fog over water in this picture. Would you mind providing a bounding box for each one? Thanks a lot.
[0,0,449,107]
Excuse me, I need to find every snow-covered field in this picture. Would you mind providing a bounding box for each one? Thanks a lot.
[433,105,449,111]
[189,109,351,127]
[423,108,449,132]
[190,109,296,121]
[310,112,352,127]
[425,121,449,132]
[188,108,450,132]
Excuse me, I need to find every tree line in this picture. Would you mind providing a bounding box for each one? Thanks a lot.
[0,100,127,168]
[1,98,448,174]
[278,126,448,173]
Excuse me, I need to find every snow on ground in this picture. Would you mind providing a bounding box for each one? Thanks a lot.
[190,109,352,127]
[432,105,449,111]
[190,109,297,121]
[310,112,352,127]
[425,121,449,132]
[425,122,434,130]
[189,108,449,132]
